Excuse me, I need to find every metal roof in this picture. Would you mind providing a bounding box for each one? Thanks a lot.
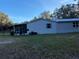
[28,18,52,24]
[52,18,79,22]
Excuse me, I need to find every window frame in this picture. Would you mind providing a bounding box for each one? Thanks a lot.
[46,23,51,29]
[73,21,79,28]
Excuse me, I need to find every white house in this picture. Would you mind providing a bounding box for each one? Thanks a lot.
[53,18,79,33]
[27,18,56,34]
[27,18,79,35]
[12,18,79,35]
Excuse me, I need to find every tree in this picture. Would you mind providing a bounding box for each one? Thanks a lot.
[0,12,12,25]
[33,16,37,20]
[74,0,79,11]
[53,4,79,19]
[74,0,79,5]
[0,12,12,31]
[39,11,53,20]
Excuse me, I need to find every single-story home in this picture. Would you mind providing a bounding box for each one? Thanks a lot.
[11,18,79,35]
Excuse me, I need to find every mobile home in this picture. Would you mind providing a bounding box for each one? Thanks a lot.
[12,18,79,35]
[27,18,79,34]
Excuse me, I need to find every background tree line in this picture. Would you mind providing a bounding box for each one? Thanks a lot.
[0,12,12,31]
[53,4,79,19]
[34,2,79,20]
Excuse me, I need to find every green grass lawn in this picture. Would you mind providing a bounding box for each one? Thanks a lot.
[0,33,79,59]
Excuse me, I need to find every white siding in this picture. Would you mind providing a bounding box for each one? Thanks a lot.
[56,22,79,33]
[26,19,79,34]
[27,20,56,34]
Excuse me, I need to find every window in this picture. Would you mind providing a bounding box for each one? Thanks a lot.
[73,22,75,27]
[76,22,78,27]
[73,22,79,28]
[47,23,51,28]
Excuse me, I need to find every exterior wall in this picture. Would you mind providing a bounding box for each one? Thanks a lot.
[27,20,56,34]
[56,22,79,33]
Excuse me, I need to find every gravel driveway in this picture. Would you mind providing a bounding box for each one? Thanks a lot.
[0,40,15,44]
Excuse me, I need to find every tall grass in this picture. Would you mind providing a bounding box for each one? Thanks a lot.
[0,33,79,59]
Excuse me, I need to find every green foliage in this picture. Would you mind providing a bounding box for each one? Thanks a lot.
[0,12,13,31]
[39,11,53,20]
[53,4,79,19]
[0,12,12,26]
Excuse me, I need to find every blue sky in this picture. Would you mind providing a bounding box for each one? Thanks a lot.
[0,0,77,23]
